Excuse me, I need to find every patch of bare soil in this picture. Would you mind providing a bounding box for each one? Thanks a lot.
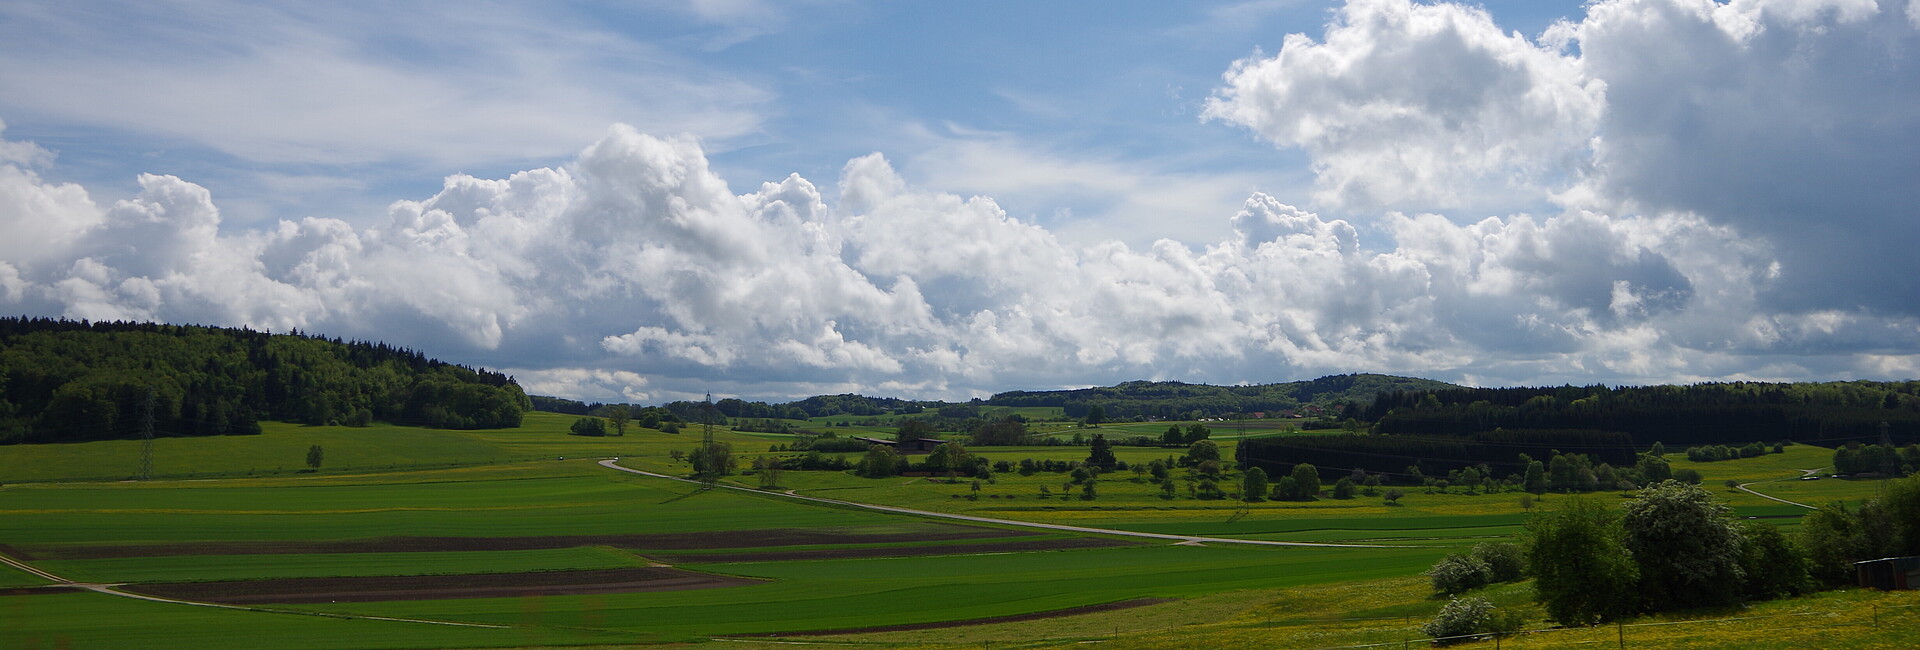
[122,567,761,604]
[652,536,1138,563]
[27,523,1022,559]
[0,586,83,596]
[734,598,1175,636]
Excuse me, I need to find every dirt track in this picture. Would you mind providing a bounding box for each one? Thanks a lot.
[125,567,762,604]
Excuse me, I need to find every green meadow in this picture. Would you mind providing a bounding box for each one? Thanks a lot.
[0,413,1904,648]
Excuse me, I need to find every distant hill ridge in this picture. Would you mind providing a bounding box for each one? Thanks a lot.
[986,374,1464,420]
[534,374,1461,422]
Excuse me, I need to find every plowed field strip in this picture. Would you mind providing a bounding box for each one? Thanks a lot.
[653,536,1138,563]
[124,567,762,604]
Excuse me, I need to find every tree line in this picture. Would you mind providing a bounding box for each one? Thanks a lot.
[988,373,1456,420]
[0,317,529,444]
[1236,429,1639,479]
[1368,381,1920,446]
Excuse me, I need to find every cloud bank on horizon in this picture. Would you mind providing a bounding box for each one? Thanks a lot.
[1,0,1917,403]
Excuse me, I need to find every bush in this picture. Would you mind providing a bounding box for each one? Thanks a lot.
[1472,541,1526,583]
[1426,554,1493,595]
[1739,520,1810,600]
[1421,596,1510,645]
[1332,476,1356,499]
[568,417,606,436]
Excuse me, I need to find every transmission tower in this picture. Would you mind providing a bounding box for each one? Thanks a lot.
[700,393,717,486]
[1879,420,1896,498]
[138,388,156,481]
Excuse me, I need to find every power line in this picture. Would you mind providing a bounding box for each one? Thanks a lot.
[138,387,155,481]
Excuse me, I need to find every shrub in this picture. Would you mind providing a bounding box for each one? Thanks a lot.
[1421,596,1505,645]
[1426,554,1493,595]
[1332,476,1356,499]
[1472,541,1526,583]
[568,417,606,437]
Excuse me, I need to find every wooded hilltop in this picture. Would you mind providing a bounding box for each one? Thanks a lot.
[0,317,529,444]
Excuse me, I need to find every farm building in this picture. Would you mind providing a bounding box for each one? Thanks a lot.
[852,436,949,454]
[1856,556,1920,590]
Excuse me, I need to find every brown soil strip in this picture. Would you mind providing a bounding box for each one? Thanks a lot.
[735,597,1175,637]
[0,544,37,561]
[0,586,82,596]
[653,536,1138,563]
[123,567,761,604]
[28,524,1022,559]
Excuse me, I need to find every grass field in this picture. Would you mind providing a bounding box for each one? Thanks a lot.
[0,413,1906,648]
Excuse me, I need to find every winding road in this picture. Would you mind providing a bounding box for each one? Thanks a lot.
[1732,468,1823,510]
[598,459,1408,549]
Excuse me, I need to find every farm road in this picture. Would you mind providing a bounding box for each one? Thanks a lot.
[599,459,1407,549]
[1732,469,1822,510]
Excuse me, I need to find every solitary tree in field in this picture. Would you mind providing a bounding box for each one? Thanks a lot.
[1185,439,1220,465]
[754,456,783,490]
[305,444,324,471]
[690,441,736,478]
[858,444,899,478]
[1289,462,1321,500]
[1084,405,1106,427]
[606,405,630,437]
[896,418,936,444]
[1242,466,1269,502]
[1086,434,1117,470]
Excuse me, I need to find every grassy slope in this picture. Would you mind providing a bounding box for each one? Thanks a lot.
[0,591,634,650]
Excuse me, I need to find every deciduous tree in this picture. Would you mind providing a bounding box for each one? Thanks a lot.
[1527,496,1637,626]
[1242,467,1269,502]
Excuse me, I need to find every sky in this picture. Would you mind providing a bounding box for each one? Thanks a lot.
[1,0,1917,404]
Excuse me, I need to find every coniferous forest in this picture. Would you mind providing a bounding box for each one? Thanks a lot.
[0,317,529,444]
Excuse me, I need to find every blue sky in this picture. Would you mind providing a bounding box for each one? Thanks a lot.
[1,0,1917,403]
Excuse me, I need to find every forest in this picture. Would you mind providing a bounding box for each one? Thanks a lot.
[0,317,529,444]
[1366,382,1920,446]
